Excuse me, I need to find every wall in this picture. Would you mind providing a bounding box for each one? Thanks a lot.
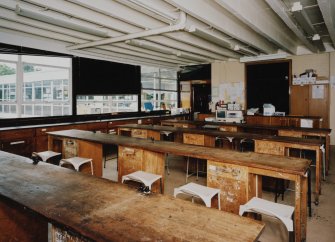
[212,52,334,144]
[211,61,245,109]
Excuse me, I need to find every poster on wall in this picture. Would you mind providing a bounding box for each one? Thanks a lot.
[312,85,324,99]
[219,82,244,106]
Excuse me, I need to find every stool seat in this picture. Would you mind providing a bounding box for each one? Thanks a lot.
[32,151,62,165]
[239,197,294,232]
[33,151,61,161]
[60,157,93,175]
[122,171,162,193]
[174,182,221,209]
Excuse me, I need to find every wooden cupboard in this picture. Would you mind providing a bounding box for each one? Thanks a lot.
[290,84,329,128]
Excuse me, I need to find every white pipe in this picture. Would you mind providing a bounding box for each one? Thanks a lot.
[68,11,187,50]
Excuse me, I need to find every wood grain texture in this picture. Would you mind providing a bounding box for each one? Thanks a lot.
[48,130,310,176]
[0,151,264,242]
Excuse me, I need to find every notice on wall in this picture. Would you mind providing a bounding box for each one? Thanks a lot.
[312,85,324,99]
[219,82,244,106]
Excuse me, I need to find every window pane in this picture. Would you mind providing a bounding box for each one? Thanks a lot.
[22,61,71,117]
[141,77,159,89]
[160,68,177,79]
[22,55,71,68]
[161,79,177,91]
[76,95,138,115]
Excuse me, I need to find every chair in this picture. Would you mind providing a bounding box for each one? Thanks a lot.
[122,171,163,194]
[59,157,93,175]
[31,151,62,165]
[239,197,295,242]
[174,182,221,210]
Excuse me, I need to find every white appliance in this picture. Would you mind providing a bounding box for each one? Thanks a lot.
[263,104,275,116]
[216,109,243,123]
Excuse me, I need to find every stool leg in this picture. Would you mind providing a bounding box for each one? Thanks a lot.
[196,159,199,181]
[90,161,93,175]
[186,157,189,183]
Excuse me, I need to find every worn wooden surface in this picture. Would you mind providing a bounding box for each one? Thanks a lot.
[207,161,248,214]
[117,124,324,147]
[0,151,264,242]
[48,130,310,176]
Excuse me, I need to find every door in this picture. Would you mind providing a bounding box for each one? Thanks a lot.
[192,84,211,113]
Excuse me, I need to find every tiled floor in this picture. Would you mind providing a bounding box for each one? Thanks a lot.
[103,148,335,242]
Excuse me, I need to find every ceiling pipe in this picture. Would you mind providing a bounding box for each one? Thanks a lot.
[67,11,187,50]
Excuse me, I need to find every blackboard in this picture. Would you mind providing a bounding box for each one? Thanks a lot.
[246,61,290,113]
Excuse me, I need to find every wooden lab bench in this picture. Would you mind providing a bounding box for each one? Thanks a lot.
[48,129,310,241]
[117,124,323,204]
[0,151,265,242]
[161,119,331,175]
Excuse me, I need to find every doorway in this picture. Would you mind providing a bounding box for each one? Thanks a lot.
[192,84,211,114]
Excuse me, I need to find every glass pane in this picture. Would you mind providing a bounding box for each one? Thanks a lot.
[141,66,159,77]
[0,54,18,62]
[141,77,159,89]
[160,68,177,79]
[161,79,177,91]
[76,95,138,115]
[23,63,71,117]
[22,55,71,68]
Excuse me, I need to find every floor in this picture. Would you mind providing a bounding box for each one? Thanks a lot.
[102,147,335,242]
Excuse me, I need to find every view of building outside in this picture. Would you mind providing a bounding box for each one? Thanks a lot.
[0,54,178,118]
[0,54,71,118]
[76,95,138,114]
[141,66,177,111]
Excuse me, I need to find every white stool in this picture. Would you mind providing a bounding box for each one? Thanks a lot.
[239,197,295,241]
[32,151,62,165]
[122,171,163,194]
[60,157,93,175]
[174,182,221,210]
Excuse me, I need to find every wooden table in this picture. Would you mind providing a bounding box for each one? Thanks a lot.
[161,119,331,174]
[48,129,310,241]
[117,124,323,204]
[0,151,265,242]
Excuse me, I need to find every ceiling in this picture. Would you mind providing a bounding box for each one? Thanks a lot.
[0,0,334,68]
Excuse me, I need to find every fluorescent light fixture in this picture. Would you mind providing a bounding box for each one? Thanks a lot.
[234,45,258,56]
[187,26,232,48]
[312,34,320,41]
[15,5,109,38]
[240,53,287,63]
[126,39,174,55]
[291,2,303,12]
[127,0,176,22]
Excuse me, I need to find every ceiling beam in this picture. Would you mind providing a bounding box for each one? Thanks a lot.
[68,0,165,29]
[23,0,141,33]
[67,12,187,50]
[214,0,297,54]
[145,35,228,60]
[265,0,318,53]
[317,0,335,47]
[165,0,276,54]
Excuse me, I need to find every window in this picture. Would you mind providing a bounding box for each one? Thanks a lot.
[76,95,138,115]
[0,54,71,118]
[141,66,177,111]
